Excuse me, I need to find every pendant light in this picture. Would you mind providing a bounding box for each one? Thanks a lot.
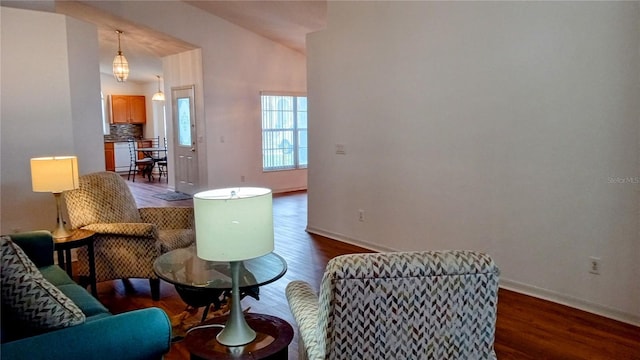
[113,30,129,82]
[152,75,165,101]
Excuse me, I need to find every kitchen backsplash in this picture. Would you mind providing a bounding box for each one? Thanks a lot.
[104,124,143,141]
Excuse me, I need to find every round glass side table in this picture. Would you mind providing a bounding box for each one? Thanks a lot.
[153,247,287,321]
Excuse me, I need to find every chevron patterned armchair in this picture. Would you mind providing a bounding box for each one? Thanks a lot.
[62,171,195,300]
[286,250,500,360]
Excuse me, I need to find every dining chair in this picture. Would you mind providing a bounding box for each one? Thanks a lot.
[63,171,195,300]
[127,138,153,182]
[138,137,168,182]
[156,137,168,182]
[286,250,500,360]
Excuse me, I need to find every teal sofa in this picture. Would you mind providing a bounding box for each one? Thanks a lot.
[1,231,171,360]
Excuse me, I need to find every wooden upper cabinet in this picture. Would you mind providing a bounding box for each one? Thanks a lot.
[110,96,129,124]
[111,95,146,124]
[128,96,146,124]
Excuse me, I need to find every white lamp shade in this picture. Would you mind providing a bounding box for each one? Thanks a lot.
[152,75,165,101]
[194,187,274,262]
[152,91,165,101]
[30,156,79,193]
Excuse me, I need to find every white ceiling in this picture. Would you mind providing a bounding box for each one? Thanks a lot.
[55,0,327,84]
[185,1,327,53]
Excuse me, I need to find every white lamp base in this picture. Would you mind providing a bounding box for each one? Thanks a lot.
[52,192,72,239]
[216,261,256,346]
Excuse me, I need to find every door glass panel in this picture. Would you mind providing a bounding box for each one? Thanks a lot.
[177,97,192,147]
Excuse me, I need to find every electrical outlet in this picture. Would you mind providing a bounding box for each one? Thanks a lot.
[241,175,245,182]
[358,209,365,222]
[589,256,601,275]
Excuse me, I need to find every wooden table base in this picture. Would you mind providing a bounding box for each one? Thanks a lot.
[184,313,293,360]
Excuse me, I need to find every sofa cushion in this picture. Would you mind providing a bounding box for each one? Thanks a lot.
[57,284,110,318]
[0,236,85,331]
[39,265,76,286]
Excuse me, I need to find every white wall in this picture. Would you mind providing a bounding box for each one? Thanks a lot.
[307,1,639,324]
[88,1,308,193]
[1,6,103,234]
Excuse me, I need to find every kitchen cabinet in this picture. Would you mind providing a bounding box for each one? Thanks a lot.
[104,142,115,171]
[111,95,146,124]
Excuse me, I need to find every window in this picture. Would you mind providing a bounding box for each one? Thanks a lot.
[261,93,308,171]
[177,97,192,147]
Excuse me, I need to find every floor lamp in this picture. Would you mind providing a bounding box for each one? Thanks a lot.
[30,156,79,239]
[194,187,274,346]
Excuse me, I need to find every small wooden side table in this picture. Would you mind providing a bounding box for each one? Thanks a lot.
[54,229,97,297]
[184,313,293,360]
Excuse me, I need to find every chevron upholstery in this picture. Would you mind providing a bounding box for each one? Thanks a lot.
[62,172,195,299]
[286,250,499,360]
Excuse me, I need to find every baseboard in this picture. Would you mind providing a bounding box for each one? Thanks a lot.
[500,279,640,326]
[305,226,397,253]
[306,225,640,327]
[273,186,307,194]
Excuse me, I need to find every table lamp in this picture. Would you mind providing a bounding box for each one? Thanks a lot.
[30,156,79,239]
[194,187,274,346]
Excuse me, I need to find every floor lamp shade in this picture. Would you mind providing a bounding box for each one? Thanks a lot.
[194,187,274,262]
[30,156,79,193]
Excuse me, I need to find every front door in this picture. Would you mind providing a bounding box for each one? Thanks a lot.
[172,85,199,194]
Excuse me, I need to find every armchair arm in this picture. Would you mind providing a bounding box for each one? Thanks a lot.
[286,281,324,360]
[139,207,194,230]
[81,223,156,238]
[8,230,54,267]
[0,308,171,360]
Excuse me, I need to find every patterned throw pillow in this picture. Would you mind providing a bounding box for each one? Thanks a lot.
[0,235,85,330]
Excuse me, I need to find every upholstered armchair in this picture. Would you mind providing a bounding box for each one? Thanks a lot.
[62,171,195,300]
[286,250,500,360]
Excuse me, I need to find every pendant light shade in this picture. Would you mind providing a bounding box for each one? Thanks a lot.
[152,75,165,101]
[113,30,129,83]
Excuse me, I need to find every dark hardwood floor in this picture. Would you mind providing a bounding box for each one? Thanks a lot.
[95,176,640,360]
